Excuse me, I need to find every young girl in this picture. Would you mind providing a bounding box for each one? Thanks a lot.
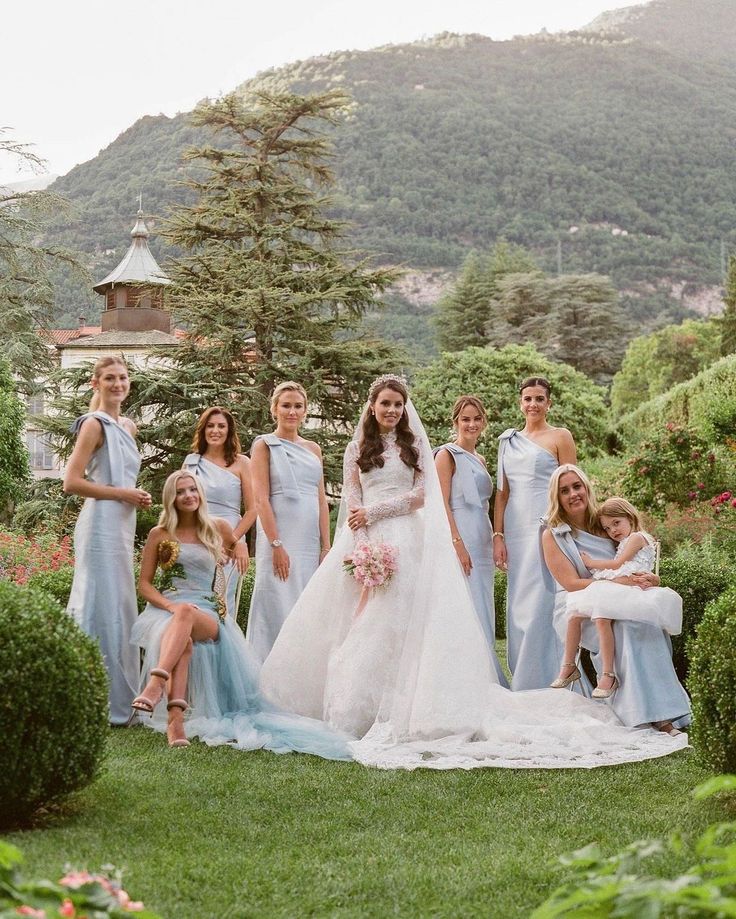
[551,496,682,698]
[131,471,350,759]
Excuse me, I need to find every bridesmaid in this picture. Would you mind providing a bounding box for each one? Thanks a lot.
[494,377,576,690]
[183,406,255,617]
[63,355,152,725]
[435,396,508,686]
[246,381,330,662]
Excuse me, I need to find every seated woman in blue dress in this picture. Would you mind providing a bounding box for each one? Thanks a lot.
[541,464,690,734]
[131,470,351,759]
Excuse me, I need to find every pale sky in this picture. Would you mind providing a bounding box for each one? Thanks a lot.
[0,0,643,184]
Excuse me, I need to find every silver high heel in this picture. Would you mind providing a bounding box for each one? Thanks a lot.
[592,672,620,699]
[550,663,581,689]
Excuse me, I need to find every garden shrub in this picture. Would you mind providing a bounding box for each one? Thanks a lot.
[689,584,736,773]
[0,581,108,827]
[659,542,735,683]
[236,562,257,635]
[413,344,609,462]
[494,569,506,640]
[25,565,75,607]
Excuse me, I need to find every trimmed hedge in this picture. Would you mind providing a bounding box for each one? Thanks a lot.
[689,584,736,773]
[0,581,108,827]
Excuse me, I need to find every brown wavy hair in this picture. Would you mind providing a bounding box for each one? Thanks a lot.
[191,406,241,467]
[357,380,420,474]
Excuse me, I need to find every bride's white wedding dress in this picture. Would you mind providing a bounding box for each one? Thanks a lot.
[260,402,687,770]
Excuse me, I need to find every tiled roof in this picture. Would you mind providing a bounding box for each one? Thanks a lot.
[58,330,181,349]
[45,327,102,344]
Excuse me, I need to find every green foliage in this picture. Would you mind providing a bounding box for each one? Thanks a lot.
[0,841,161,917]
[689,585,736,774]
[0,359,31,520]
[722,254,736,357]
[80,90,404,493]
[531,774,736,918]
[412,344,609,462]
[485,272,627,384]
[611,318,722,418]
[494,569,507,640]
[0,581,108,827]
[435,241,537,352]
[25,566,76,608]
[659,542,735,684]
[619,423,725,512]
[11,477,81,538]
[617,353,736,446]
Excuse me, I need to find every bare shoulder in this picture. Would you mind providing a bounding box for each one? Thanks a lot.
[298,437,322,460]
[147,525,168,545]
[251,438,269,459]
[236,453,251,468]
[551,426,574,444]
[434,446,455,470]
[120,416,137,437]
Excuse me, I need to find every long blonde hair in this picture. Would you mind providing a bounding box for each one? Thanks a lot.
[598,496,642,533]
[158,472,223,563]
[546,464,601,534]
[89,355,128,411]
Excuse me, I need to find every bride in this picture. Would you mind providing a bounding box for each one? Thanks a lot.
[260,375,687,770]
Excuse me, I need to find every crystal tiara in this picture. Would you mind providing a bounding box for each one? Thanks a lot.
[368,373,408,399]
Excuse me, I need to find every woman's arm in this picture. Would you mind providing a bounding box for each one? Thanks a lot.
[493,478,509,570]
[582,534,646,571]
[541,529,594,592]
[138,527,179,612]
[232,454,257,540]
[435,448,472,576]
[304,442,330,559]
[251,438,290,580]
[555,428,577,466]
[63,417,151,507]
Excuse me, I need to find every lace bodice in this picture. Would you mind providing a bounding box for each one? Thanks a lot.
[593,532,656,580]
[342,432,424,544]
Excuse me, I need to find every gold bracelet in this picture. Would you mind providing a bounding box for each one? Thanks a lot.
[493,531,505,540]
[452,536,462,544]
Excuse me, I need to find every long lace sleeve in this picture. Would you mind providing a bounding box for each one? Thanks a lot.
[364,443,425,526]
[343,442,368,545]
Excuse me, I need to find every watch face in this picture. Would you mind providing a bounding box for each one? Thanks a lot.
[271,539,282,548]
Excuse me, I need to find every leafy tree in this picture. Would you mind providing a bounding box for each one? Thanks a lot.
[412,344,609,463]
[721,254,736,357]
[611,318,721,417]
[0,132,81,389]
[47,91,403,492]
[0,359,30,522]
[485,272,627,385]
[435,241,537,352]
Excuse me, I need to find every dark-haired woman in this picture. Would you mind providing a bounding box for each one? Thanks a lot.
[494,377,577,691]
[435,396,507,686]
[183,406,255,618]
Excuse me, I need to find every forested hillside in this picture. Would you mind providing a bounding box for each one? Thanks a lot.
[46,0,736,338]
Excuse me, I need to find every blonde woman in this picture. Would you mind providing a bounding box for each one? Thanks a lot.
[64,355,151,725]
[246,382,330,662]
[131,471,350,758]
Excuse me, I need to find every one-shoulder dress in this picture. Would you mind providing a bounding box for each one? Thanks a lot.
[497,429,561,690]
[66,411,141,725]
[183,453,245,618]
[130,542,351,759]
[246,435,322,662]
[435,443,508,686]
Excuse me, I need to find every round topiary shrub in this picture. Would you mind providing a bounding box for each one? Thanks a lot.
[689,584,736,773]
[659,542,735,683]
[0,580,108,827]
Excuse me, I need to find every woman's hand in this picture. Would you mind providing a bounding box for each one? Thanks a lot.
[493,536,508,571]
[454,539,473,576]
[348,506,368,531]
[167,601,201,616]
[580,551,593,567]
[319,548,330,564]
[272,545,290,581]
[631,571,660,590]
[232,540,249,574]
[122,487,152,508]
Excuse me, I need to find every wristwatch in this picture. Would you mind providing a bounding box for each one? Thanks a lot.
[270,538,283,548]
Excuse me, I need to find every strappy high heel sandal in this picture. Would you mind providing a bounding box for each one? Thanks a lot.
[166,699,190,748]
[592,672,620,699]
[550,662,581,689]
[131,667,169,715]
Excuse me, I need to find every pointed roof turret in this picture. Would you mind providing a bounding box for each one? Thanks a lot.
[93,210,171,293]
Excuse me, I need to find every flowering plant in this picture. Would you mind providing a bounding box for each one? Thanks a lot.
[155,540,185,593]
[343,542,398,589]
[0,841,160,917]
[0,530,73,586]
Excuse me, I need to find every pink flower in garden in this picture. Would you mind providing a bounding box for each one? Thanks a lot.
[691,450,701,459]
[732,499,736,508]
[15,907,46,918]
[58,900,75,917]
[708,452,716,463]
[697,482,705,490]
[688,491,697,500]
[59,871,94,889]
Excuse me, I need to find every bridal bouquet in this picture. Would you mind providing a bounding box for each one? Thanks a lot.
[343,542,398,589]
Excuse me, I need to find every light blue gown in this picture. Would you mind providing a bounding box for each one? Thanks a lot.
[246,435,322,663]
[497,429,561,690]
[130,542,351,758]
[66,411,141,725]
[435,444,508,687]
[548,525,691,729]
[182,453,244,618]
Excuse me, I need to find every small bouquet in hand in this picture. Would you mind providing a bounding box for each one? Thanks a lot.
[343,542,399,589]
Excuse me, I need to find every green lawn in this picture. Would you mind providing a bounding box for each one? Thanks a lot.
[5,729,721,918]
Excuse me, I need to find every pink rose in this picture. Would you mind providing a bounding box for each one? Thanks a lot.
[59,900,76,917]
